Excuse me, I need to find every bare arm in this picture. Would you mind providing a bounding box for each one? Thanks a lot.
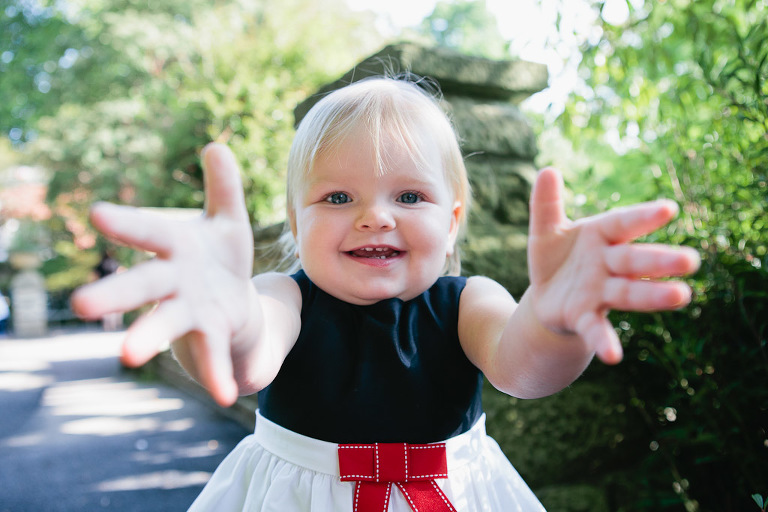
[459,277,593,399]
[459,168,700,399]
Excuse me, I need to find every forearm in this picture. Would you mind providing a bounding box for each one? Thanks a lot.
[487,288,595,399]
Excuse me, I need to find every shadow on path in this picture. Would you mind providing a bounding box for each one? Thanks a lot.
[0,328,250,512]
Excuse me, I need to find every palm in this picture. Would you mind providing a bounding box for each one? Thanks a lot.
[526,168,699,364]
[72,144,254,403]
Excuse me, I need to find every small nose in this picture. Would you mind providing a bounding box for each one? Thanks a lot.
[356,201,395,231]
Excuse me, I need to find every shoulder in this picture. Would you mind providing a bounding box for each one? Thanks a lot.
[250,272,303,359]
[457,276,518,370]
[253,270,302,291]
[459,276,516,322]
[253,271,302,314]
[461,275,514,302]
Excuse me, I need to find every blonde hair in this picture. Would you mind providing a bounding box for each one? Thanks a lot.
[280,76,471,275]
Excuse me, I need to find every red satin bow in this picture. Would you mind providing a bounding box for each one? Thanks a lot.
[338,442,457,512]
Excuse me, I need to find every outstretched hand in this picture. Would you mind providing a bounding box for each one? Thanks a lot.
[71,144,254,406]
[527,168,700,364]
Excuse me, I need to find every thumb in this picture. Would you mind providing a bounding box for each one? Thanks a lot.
[529,167,568,236]
[202,143,249,223]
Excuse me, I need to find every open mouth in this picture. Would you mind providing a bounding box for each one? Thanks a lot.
[347,247,401,259]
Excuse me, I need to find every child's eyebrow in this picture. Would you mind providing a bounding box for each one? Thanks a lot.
[304,174,345,189]
[399,175,442,189]
[398,167,447,186]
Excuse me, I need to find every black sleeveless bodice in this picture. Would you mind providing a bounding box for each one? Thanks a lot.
[257,270,483,443]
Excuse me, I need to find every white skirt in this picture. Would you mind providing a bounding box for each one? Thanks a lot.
[189,410,545,511]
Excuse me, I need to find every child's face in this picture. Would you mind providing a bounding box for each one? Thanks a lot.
[291,131,462,305]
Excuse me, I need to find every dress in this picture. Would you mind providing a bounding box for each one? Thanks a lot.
[189,271,544,511]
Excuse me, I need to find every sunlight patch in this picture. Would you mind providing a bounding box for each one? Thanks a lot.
[60,416,196,436]
[61,416,163,436]
[2,432,47,448]
[0,359,48,372]
[0,372,53,391]
[43,378,184,417]
[95,470,212,492]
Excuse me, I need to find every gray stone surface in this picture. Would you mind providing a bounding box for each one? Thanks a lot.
[293,42,548,124]
[444,97,539,159]
[466,155,538,225]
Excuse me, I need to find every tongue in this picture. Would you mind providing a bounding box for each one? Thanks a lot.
[352,248,397,258]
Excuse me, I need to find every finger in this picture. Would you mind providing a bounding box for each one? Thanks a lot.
[591,200,679,244]
[121,299,193,367]
[188,328,238,407]
[575,311,624,365]
[202,143,249,223]
[71,259,177,319]
[125,299,239,406]
[604,244,701,278]
[603,277,693,312]
[529,167,568,236]
[90,202,179,256]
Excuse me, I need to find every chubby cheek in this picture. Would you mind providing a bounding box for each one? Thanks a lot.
[294,219,315,258]
[295,212,339,258]
[409,216,454,260]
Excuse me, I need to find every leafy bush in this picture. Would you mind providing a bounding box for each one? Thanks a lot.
[605,251,767,510]
[529,1,767,509]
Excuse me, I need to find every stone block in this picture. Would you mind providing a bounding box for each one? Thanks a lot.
[444,97,538,158]
[465,156,537,226]
[460,209,529,297]
[293,42,548,124]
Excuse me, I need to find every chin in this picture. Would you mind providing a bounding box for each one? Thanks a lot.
[349,289,399,305]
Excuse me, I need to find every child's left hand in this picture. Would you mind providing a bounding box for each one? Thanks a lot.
[526,168,701,365]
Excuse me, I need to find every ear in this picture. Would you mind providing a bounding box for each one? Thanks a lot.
[446,200,463,256]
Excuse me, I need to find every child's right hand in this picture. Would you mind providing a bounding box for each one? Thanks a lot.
[71,143,255,406]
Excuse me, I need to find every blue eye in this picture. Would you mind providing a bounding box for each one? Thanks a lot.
[326,192,351,204]
[398,192,422,204]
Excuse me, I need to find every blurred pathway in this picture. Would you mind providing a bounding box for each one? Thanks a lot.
[0,328,250,512]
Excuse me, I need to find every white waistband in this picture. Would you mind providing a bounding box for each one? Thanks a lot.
[253,410,488,476]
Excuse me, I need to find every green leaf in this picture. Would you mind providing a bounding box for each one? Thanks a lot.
[753,494,765,508]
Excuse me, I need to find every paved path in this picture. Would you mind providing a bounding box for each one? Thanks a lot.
[0,328,250,512]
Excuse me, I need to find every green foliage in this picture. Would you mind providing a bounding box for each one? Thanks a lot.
[3,0,383,291]
[413,0,511,60]
[544,0,768,510]
[42,240,99,292]
[606,255,768,510]
[1,0,91,143]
